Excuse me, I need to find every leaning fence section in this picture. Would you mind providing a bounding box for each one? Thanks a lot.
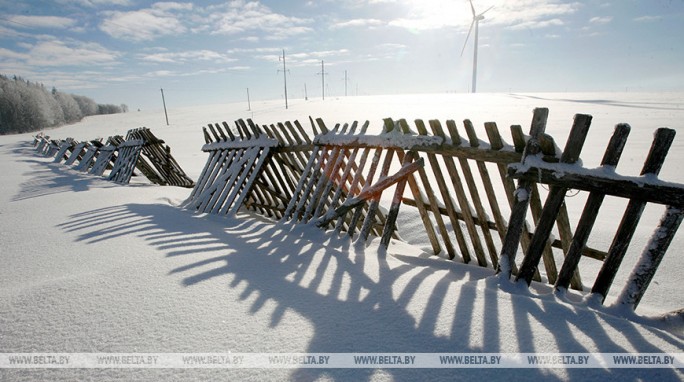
[33,127,194,188]
[284,118,429,246]
[184,120,278,215]
[500,111,684,310]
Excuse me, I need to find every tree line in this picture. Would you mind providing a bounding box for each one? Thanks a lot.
[0,74,128,135]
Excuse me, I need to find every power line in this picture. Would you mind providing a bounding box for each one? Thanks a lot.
[278,49,289,109]
[317,60,328,100]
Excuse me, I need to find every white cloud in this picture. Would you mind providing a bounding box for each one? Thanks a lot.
[0,47,27,60]
[4,15,77,29]
[207,1,313,40]
[152,2,193,12]
[139,50,236,64]
[331,18,384,29]
[508,18,564,30]
[227,47,283,55]
[99,3,191,41]
[378,43,407,50]
[590,16,613,24]
[57,0,133,7]
[145,70,177,77]
[19,38,120,67]
[634,15,661,23]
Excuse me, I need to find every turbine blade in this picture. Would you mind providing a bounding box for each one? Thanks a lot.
[460,20,475,57]
[468,0,476,17]
[481,5,494,15]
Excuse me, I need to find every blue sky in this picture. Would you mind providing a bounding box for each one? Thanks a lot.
[1,0,683,110]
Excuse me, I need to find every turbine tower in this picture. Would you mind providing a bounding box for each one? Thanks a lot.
[461,0,493,93]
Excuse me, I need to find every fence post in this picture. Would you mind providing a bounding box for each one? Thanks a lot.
[496,108,548,279]
[516,113,592,285]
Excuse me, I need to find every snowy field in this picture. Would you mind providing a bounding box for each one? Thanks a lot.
[1,92,683,381]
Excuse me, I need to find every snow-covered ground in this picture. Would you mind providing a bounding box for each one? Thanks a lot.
[1,93,683,381]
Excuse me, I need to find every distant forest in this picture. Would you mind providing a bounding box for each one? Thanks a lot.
[0,74,127,135]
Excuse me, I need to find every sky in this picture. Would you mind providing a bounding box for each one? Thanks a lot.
[1,0,683,110]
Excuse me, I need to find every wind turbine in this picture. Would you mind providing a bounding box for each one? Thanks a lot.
[461,0,493,93]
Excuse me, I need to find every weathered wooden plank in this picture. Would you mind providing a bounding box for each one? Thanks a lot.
[313,122,358,220]
[618,205,684,309]
[74,141,101,172]
[196,150,241,212]
[90,144,117,176]
[480,123,509,241]
[348,131,385,236]
[463,119,501,267]
[293,120,313,144]
[226,147,272,215]
[444,119,490,264]
[359,128,395,240]
[591,127,677,301]
[208,149,254,214]
[336,145,373,234]
[427,120,472,263]
[412,119,459,260]
[189,149,232,206]
[64,142,87,166]
[497,108,549,278]
[108,141,144,184]
[221,122,236,140]
[509,165,684,208]
[516,113,593,285]
[555,123,631,291]
[317,157,424,227]
[283,145,321,220]
[381,152,421,248]
[261,124,300,198]
[303,123,346,222]
[321,122,370,230]
[53,139,75,163]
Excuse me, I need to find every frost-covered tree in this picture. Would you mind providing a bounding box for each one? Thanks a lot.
[0,74,126,135]
[73,94,98,116]
[54,91,83,123]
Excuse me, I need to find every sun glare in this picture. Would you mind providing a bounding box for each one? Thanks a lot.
[402,0,467,28]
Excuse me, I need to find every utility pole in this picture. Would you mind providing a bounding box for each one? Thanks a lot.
[344,70,350,97]
[304,83,308,100]
[317,60,327,100]
[278,49,289,109]
[246,88,251,111]
[160,88,169,126]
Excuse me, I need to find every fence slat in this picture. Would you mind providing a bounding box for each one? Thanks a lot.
[555,123,631,291]
[618,206,684,309]
[411,120,458,259]
[427,120,473,263]
[591,127,677,301]
[497,108,549,278]
[463,119,501,267]
[516,113,593,285]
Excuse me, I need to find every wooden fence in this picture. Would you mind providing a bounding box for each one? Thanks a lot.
[501,108,683,309]
[31,107,684,311]
[187,114,612,290]
[34,127,194,188]
[185,118,428,247]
